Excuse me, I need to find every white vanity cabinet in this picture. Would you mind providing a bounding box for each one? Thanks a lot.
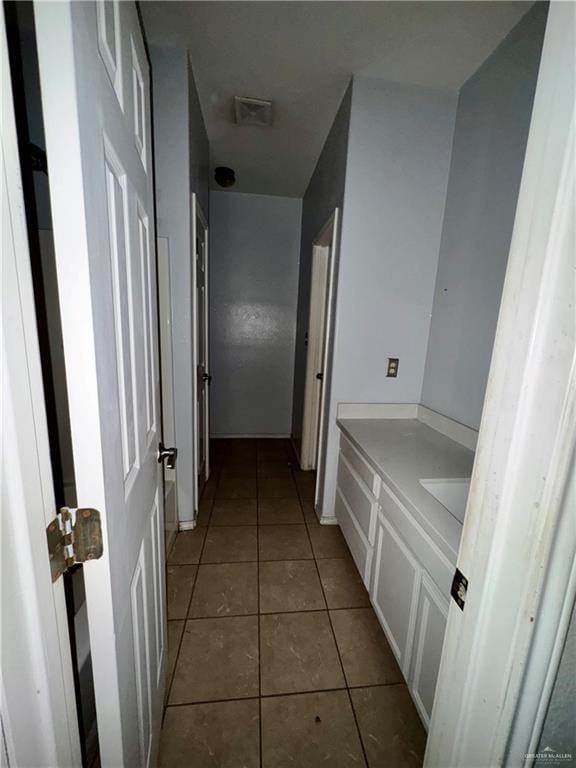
[335,436,380,586]
[335,426,463,729]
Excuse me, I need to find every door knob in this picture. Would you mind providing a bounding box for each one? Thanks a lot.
[202,373,212,384]
[157,442,178,469]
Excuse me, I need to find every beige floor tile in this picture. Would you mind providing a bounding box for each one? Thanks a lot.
[317,558,371,609]
[210,498,258,526]
[202,474,218,499]
[257,462,293,479]
[258,478,298,498]
[169,616,259,704]
[301,500,319,525]
[293,471,316,499]
[167,565,197,619]
[189,562,258,617]
[259,524,313,560]
[258,498,304,525]
[201,526,257,563]
[260,560,325,613]
[351,685,426,768]
[308,524,350,559]
[260,611,345,695]
[330,608,403,687]
[225,441,257,462]
[166,620,184,689]
[168,529,207,565]
[261,690,365,768]
[159,699,260,768]
[196,496,213,527]
[216,477,257,499]
[219,462,257,478]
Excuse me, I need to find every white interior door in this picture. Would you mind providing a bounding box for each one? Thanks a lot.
[35,3,166,765]
[1,9,80,762]
[192,197,210,507]
[301,245,330,470]
[158,236,178,553]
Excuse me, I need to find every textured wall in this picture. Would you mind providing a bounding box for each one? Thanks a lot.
[421,4,547,429]
[150,46,209,519]
[321,77,457,518]
[210,191,302,436]
[291,83,352,450]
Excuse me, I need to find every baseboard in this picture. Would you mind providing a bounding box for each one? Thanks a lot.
[210,434,291,439]
[178,520,196,531]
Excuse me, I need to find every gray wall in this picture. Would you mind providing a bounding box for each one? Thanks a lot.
[291,83,352,450]
[150,46,209,520]
[210,191,302,436]
[421,3,547,429]
[321,76,457,518]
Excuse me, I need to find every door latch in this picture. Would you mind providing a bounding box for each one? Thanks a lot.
[158,441,178,469]
[46,507,103,582]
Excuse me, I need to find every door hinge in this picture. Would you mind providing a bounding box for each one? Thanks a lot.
[46,507,103,582]
[451,567,468,610]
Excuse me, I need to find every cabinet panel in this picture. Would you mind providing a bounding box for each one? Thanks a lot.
[335,489,372,586]
[409,573,449,728]
[340,435,380,496]
[371,513,421,675]
[337,454,377,543]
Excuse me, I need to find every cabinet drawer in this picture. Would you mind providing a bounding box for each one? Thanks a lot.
[379,482,453,598]
[335,489,372,587]
[337,454,377,544]
[340,435,380,497]
[409,573,449,729]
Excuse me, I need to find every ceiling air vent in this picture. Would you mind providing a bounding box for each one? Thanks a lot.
[234,96,273,127]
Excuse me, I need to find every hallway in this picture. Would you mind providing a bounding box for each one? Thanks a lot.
[161,438,426,767]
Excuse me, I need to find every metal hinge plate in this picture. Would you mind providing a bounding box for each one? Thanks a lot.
[46,507,103,582]
[451,567,468,610]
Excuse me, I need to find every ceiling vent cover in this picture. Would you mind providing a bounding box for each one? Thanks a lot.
[234,96,273,127]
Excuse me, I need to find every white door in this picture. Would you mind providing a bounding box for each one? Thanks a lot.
[193,197,210,504]
[35,3,166,765]
[158,237,178,553]
[301,244,330,470]
[1,9,80,762]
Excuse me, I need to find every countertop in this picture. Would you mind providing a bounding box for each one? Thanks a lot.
[337,417,475,561]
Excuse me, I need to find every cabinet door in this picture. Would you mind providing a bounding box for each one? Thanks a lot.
[371,513,421,675]
[409,573,449,729]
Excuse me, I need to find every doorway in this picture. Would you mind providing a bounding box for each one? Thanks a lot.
[193,196,210,511]
[300,209,339,508]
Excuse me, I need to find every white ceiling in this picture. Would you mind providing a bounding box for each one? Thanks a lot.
[141,1,533,198]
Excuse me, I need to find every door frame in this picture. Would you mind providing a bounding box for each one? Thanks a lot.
[191,194,210,519]
[299,209,340,506]
[1,7,80,762]
[426,3,575,765]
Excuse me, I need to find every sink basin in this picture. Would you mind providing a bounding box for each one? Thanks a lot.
[419,478,470,523]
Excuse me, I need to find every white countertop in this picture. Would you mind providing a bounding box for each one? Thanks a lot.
[337,417,475,561]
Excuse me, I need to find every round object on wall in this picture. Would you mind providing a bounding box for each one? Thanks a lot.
[214,166,236,188]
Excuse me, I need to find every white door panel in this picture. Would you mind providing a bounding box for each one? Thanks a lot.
[35,2,165,764]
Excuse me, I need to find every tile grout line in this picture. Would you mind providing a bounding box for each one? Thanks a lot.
[303,504,371,768]
[164,481,216,715]
[164,681,410,710]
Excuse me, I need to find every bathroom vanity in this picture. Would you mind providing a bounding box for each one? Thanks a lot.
[335,407,476,728]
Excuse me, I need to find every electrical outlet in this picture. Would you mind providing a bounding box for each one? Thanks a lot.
[386,358,399,377]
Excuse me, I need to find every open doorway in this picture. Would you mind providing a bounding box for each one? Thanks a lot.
[299,209,339,508]
[193,195,210,512]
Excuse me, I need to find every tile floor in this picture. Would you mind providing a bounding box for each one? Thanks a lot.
[161,438,426,767]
